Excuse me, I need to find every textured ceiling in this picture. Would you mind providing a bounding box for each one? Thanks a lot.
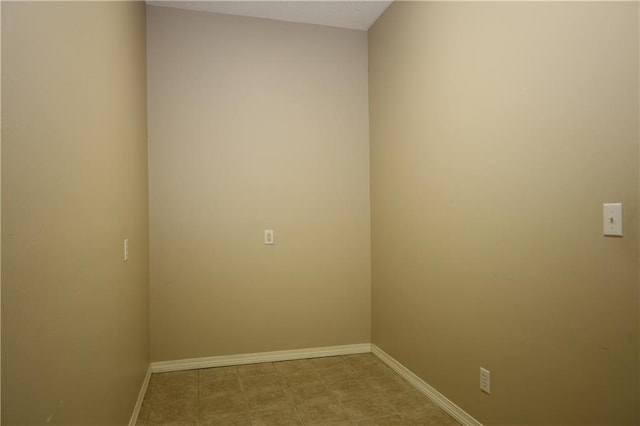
[146,1,393,30]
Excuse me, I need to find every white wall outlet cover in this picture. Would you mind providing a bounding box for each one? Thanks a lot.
[480,367,490,394]
[603,203,623,237]
[264,229,275,245]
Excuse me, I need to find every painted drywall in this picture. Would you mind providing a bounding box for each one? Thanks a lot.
[147,6,371,361]
[369,2,639,424]
[1,2,149,424]
[0,1,3,419]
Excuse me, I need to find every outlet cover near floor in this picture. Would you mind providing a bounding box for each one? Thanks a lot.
[480,367,490,394]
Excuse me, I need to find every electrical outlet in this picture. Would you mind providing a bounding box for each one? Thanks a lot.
[264,229,274,245]
[480,367,490,394]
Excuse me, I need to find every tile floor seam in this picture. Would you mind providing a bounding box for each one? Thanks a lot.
[333,392,352,424]
[289,385,305,426]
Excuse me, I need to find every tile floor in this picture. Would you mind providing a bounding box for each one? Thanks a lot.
[136,354,460,426]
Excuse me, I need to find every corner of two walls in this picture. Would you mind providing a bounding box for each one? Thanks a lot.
[1,2,149,424]
[369,2,640,425]
[146,6,371,362]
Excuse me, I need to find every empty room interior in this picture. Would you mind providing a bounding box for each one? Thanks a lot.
[2,0,640,425]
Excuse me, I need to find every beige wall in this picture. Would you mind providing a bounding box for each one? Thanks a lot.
[1,2,149,424]
[0,1,3,419]
[369,2,639,425]
[147,6,371,361]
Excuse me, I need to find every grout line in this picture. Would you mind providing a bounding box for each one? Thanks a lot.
[235,365,252,424]
[241,371,253,426]
[288,373,305,425]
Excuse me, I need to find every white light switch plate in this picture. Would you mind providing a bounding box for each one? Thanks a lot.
[603,203,622,237]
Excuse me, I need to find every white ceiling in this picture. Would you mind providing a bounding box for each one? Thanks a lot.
[146,1,393,31]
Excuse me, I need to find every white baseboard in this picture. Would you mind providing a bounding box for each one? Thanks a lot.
[371,344,482,426]
[128,365,152,426]
[150,343,372,373]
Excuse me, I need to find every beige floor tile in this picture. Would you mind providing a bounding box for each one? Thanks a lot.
[351,362,395,379]
[152,371,198,387]
[199,366,238,381]
[310,356,347,370]
[137,356,461,426]
[246,385,293,411]
[365,375,413,394]
[340,395,397,421]
[200,376,242,399]
[148,375,161,389]
[148,383,198,403]
[355,414,406,426]
[199,390,246,418]
[406,407,459,425]
[138,421,197,426]
[237,362,277,376]
[297,400,350,425]
[274,359,313,374]
[288,383,336,405]
[327,379,377,401]
[137,399,152,424]
[343,354,380,366]
[241,373,283,390]
[281,369,322,388]
[383,389,439,416]
[201,374,241,388]
[321,366,360,385]
[147,400,198,423]
[198,412,251,425]
[250,406,302,426]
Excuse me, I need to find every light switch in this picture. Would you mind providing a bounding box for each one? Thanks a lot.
[603,203,622,237]
[123,238,129,261]
[264,229,274,245]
